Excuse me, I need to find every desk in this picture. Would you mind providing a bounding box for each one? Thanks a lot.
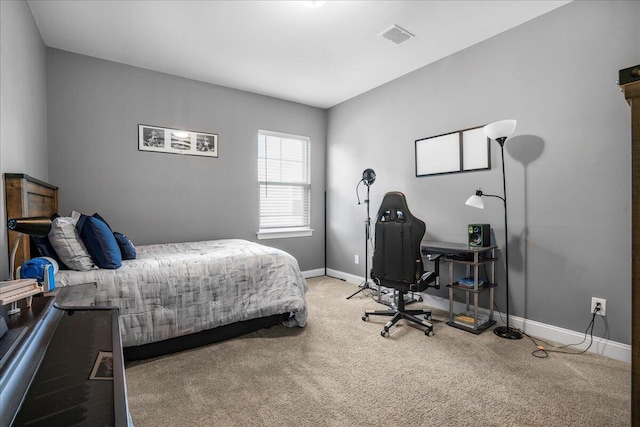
[421,240,497,334]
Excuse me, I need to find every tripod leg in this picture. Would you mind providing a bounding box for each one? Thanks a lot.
[346,280,373,299]
[346,285,365,299]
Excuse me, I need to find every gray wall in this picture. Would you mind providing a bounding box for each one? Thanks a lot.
[327,1,639,344]
[0,0,48,279]
[46,49,326,271]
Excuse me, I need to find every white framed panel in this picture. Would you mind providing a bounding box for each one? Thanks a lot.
[462,127,490,171]
[415,125,490,177]
[415,133,460,176]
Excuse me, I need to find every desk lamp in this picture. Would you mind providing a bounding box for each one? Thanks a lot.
[465,119,522,340]
[7,217,52,280]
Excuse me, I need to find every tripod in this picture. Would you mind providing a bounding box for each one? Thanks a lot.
[347,179,374,299]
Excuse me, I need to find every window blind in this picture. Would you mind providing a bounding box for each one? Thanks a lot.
[258,130,310,230]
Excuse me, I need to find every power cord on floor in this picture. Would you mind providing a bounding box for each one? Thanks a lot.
[451,267,601,359]
[493,301,601,358]
[364,284,378,300]
[364,279,384,302]
[525,310,598,358]
[369,285,423,307]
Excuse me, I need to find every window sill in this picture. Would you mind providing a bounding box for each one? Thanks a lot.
[257,228,314,240]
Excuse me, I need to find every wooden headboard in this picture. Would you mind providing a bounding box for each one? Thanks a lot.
[4,174,59,272]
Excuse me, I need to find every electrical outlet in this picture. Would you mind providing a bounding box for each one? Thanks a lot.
[590,297,606,316]
[354,255,359,264]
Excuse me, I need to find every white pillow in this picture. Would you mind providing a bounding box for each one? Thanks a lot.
[48,216,96,271]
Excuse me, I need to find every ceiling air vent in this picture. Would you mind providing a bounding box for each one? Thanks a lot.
[379,24,415,45]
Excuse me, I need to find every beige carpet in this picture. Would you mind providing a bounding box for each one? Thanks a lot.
[125,276,630,426]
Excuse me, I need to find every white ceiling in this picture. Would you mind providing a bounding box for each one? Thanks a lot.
[27,0,570,109]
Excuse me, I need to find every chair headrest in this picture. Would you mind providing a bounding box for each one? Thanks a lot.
[376,191,412,223]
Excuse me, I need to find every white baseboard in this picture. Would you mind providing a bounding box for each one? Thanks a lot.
[302,268,326,279]
[325,268,365,285]
[326,270,631,363]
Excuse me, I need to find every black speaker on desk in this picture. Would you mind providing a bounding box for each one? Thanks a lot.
[468,224,490,247]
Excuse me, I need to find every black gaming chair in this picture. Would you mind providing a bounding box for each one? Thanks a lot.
[362,191,441,337]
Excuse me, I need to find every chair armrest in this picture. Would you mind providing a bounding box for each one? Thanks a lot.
[419,253,442,290]
[420,271,436,284]
[427,253,443,261]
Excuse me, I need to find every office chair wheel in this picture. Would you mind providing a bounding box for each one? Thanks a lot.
[381,329,389,337]
[362,314,369,321]
[425,329,434,337]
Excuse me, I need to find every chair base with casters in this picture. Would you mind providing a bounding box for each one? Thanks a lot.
[362,266,440,337]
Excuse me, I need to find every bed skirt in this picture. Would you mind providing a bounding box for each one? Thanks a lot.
[124,312,290,361]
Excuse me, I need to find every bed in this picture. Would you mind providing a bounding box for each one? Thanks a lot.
[55,239,308,346]
[4,174,308,360]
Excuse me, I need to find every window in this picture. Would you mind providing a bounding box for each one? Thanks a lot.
[257,130,313,239]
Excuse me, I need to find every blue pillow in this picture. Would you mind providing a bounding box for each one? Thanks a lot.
[77,215,122,269]
[87,212,136,261]
[92,212,112,230]
[114,232,136,260]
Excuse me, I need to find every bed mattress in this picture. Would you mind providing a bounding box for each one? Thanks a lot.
[54,239,308,347]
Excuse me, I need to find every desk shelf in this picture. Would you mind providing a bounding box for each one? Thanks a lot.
[447,318,496,334]
[422,240,497,334]
[449,282,497,293]
[443,257,497,266]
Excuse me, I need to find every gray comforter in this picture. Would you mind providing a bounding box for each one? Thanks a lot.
[54,239,308,347]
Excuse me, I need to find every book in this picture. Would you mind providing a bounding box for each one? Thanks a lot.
[454,312,489,327]
[457,277,484,287]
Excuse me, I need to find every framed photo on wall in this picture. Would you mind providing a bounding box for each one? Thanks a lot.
[138,124,218,158]
[415,125,490,177]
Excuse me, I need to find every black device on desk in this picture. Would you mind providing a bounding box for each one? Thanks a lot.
[0,297,131,427]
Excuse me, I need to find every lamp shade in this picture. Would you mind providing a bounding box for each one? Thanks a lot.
[465,191,485,209]
[7,217,52,236]
[483,120,517,141]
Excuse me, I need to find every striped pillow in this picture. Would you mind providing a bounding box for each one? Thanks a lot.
[48,216,96,271]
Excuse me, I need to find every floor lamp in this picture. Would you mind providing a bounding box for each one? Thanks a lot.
[465,119,522,340]
[347,168,376,299]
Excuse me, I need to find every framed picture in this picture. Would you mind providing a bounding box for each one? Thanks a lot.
[89,351,113,380]
[138,124,218,158]
[415,125,490,177]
